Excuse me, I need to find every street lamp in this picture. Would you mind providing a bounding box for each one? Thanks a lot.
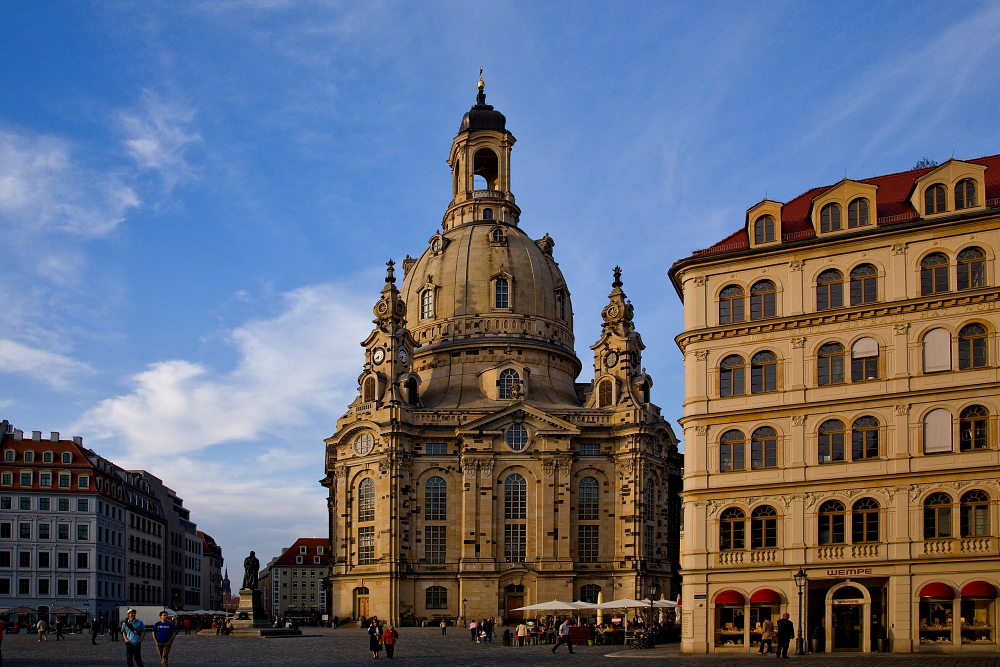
[462,598,468,627]
[793,568,808,655]
[646,583,657,627]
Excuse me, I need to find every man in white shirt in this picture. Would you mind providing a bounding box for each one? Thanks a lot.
[552,618,574,654]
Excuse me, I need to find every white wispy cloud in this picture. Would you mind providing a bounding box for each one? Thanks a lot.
[81,282,370,452]
[0,339,90,388]
[121,90,202,192]
[0,129,140,236]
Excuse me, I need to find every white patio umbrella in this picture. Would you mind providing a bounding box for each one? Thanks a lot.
[512,600,581,611]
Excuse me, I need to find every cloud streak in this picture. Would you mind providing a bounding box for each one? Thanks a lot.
[0,339,91,388]
[121,90,202,193]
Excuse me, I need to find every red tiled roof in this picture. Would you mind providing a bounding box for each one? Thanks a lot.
[676,154,1000,263]
[272,537,329,567]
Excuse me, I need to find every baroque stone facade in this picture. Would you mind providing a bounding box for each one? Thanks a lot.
[321,80,681,626]
[670,155,1000,653]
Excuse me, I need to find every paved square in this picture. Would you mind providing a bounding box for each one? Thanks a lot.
[2,628,999,666]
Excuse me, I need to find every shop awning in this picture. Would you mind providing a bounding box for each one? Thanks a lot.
[714,590,745,605]
[961,581,997,598]
[750,589,782,604]
[919,582,955,598]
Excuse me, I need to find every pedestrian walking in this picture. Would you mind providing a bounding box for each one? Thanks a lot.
[368,619,383,659]
[333,616,339,629]
[55,619,65,641]
[91,617,101,645]
[382,624,399,659]
[552,618,574,654]
[469,620,478,641]
[183,618,191,635]
[110,618,119,642]
[121,608,147,667]
[36,619,48,642]
[758,618,774,654]
[486,617,494,643]
[440,620,447,635]
[152,611,178,667]
[775,613,794,659]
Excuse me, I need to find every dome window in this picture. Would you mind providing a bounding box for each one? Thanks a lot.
[498,369,520,399]
[420,289,433,319]
[495,277,510,309]
[489,227,506,244]
[482,208,494,220]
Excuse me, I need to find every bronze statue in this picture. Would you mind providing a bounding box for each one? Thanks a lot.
[242,550,260,590]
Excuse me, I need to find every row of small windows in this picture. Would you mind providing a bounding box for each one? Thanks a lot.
[3,450,74,463]
[717,248,988,324]
[717,324,989,395]
[752,181,979,246]
[1,471,91,488]
[1,496,91,512]
[719,490,990,550]
[718,405,991,472]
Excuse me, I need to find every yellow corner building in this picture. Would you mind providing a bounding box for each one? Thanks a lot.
[670,155,1000,653]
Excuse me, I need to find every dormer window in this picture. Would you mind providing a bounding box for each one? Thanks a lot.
[753,215,775,243]
[420,289,433,319]
[847,198,869,227]
[61,452,72,464]
[490,227,506,244]
[24,451,35,463]
[43,452,53,463]
[925,184,947,214]
[955,179,977,209]
[4,450,14,462]
[495,277,510,309]
[498,369,520,399]
[820,203,841,232]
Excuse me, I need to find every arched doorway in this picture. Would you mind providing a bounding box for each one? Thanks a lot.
[826,584,871,652]
[505,584,526,622]
[354,586,370,620]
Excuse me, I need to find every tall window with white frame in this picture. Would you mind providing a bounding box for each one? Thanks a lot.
[504,474,527,563]
[577,476,600,562]
[420,289,433,319]
[424,477,447,564]
[357,478,375,565]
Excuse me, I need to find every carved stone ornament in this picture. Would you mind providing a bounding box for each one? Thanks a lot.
[778,496,793,510]
[616,459,634,478]
[693,276,709,287]
[792,415,806,427]
[908,484,928,501]
[396,454,412,478]
[894,404,911,416]
[804,493,820,509]
[542,459,556,478]
[791,337,806,348]
[892,243,907,255]
[694,425,710,436]
[788,259,804,272]
[461,457,478,477]
[893,323,910,335]
[378,459,391,476]
[694,350,710,361]
[333,466,348,483]
[479,460,494,478]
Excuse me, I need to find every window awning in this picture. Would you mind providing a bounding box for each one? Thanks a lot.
[961,581,997,598]
[750,589,782,604]
[714,590,745,605]
[919,582,955,598]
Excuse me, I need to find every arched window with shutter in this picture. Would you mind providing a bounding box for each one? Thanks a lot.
[363,376,376,403]
[924,409,953,454]
[851,337,879,381]
[598,379,613,408]
[923,328,952,372]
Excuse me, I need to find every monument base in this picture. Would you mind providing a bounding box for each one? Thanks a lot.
[231,588,270,630]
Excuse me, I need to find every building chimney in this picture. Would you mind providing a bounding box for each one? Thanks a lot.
[50,432,59,442]
[73,436,83,446]
[14,429,23,440]
[32,430,42,441]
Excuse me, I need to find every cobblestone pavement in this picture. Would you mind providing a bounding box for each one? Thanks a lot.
[2,628,999,667]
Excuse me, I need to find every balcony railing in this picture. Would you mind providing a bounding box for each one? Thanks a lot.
[817,546,845,560]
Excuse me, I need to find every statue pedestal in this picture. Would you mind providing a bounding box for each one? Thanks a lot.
[230,589,270,631]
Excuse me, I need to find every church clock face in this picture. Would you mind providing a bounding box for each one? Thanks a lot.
[605,350,619,367]
[353,432,375,456]
[397,348,408,365]
[372,348,385,364]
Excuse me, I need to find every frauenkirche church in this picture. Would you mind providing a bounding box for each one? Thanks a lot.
[321,79,682,625]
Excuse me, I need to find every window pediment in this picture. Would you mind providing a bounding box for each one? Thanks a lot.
[910,159,987,218]
[811,179,878,235]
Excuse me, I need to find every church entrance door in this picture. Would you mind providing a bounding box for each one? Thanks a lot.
[505,584,526,622]
[355,587,370,620]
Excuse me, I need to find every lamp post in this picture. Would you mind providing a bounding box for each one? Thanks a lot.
[462,598,468,627]
[793,568,808,655]
[646,583,657,627]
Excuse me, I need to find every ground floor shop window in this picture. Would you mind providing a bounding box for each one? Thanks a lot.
[714,592,746,646]
[919,597,954,645]
[749,605,776,648]
[961,598,995,644]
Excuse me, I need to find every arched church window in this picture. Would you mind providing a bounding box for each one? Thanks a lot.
[482,208,494,220]
[499,369,519,399]
[504,474,527,519]
[425,477,447,521]
[358,478,375,522]
[598,379,613,407]
[578,477,599,520]
[495,277,510,308]
[406,377,418,405]
[580,584,601,604]
[363,376,376,403]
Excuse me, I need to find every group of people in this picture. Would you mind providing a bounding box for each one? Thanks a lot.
[366,616,400,659]
[467,617,496,642]
[756,613,795,658]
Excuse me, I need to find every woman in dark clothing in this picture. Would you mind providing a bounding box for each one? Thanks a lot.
[369,620,383,658]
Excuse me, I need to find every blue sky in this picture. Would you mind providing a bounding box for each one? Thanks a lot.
[2,0,999,565]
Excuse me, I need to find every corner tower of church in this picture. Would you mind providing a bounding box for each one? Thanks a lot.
[322,78,682,626]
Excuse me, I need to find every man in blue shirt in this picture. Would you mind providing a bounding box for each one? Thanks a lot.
[152,611,178,667]
[120,609,147,667]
